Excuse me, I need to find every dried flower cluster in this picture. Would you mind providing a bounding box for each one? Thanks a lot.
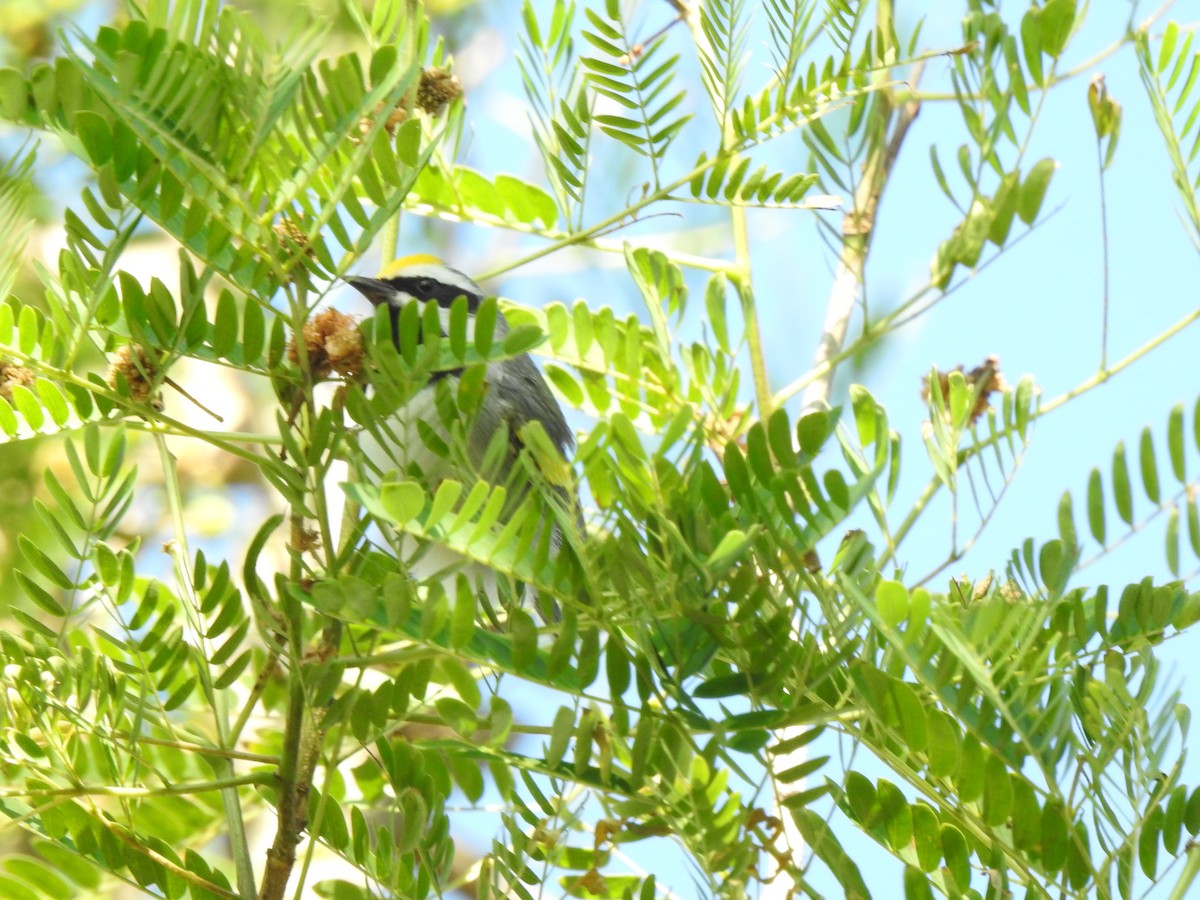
[106,344,163,410]
[921,355,1006,426]
[0,362,35,403]
[287,308,364,380]
[415,67,461,116]
[356,66,462,140]
[273,217,313,259]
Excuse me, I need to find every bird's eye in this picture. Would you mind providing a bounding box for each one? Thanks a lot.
[415,277,436,295]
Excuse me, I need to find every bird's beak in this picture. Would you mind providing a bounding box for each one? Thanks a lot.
[347,276,392,306]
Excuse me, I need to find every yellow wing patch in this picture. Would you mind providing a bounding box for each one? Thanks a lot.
[377,254,442,278]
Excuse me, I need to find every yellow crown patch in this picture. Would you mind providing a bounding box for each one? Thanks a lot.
[377,254,442,278]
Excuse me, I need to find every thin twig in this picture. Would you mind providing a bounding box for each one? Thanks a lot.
[164,375,225,423]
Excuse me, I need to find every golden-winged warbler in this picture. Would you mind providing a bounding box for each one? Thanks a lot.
[348,254,577,618]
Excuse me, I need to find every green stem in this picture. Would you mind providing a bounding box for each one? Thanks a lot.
[0,773,271,798]
[1169,841,1200,900]
[481,73,910,281]
[153,433,256,899]
[381,213,401,268]
[912,0,1176,104]
[730,210,772,418]
[881,300,1200,571]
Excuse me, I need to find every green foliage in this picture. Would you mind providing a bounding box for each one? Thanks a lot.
[580,2,689,183]
[1137,21,1200,248]
[0,1,1197,898]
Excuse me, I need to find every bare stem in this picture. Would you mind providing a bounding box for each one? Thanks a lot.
[801,58,924,412]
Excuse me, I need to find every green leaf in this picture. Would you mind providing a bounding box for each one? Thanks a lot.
[1057,490,1076,548]
[982,754,1014,827]
[878,779,912,850]
[940,823,970,890]
[928,145,954,200]
[545,365,583,407]
[704,272,730,353]
[75,110,113,165]
[242,301,265,364]
[0,875,40,900]
[1041,798,1069,872]
[902,865,934,900]
[0,397,16,435]
[380,480,425,523]
[911,803,941,872]
[1039,539,1073,596]
[1168,402,1186,482]
[1164,787,1186,855]
[1086,468,1105,544]
[546,705,574,768]
[511,609,537,670]
[706,529,749,577]
[1189,495,1200,560]
[694,673,751,698]
[425,479,462,529]
[10,384,44,431]
[1158,22,1179,75]
[93,542,121,586]
[605,632,629,698]
[0,68,30,120]
[1040,0,1076,59]
[1113,440,1133,524]
[15,571,65,616]
[1167,505,1180,576]
[797,410,830,456]
[1140,804,1161,878]
[19,534,73,589]
[927,716,961,781]
[395,117,422,167]
[791,808,870,898]
[876,580,909,628]
[33,840,100,890]
[449,579,477,649]
[1185,787,1200,834]
[502,324,545,357]
[1017,158,1056,224]
[211,290,238,358]
[433,697,477,736]
[496,174,558,228]
[1140,426,1160,504]
[36,379,71,427]
[851,385,879,446]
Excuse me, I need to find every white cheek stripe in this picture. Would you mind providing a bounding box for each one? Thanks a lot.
[435,303,476,342]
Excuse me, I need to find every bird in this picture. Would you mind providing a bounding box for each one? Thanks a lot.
[347,254,578,620]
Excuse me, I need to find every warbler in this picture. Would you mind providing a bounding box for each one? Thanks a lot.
[348,254,578,618]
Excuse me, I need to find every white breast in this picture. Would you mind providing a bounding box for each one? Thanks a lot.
[354,385,504,609]
[356,385,446,483]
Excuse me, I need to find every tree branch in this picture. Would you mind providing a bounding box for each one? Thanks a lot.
[801,61,924,413]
